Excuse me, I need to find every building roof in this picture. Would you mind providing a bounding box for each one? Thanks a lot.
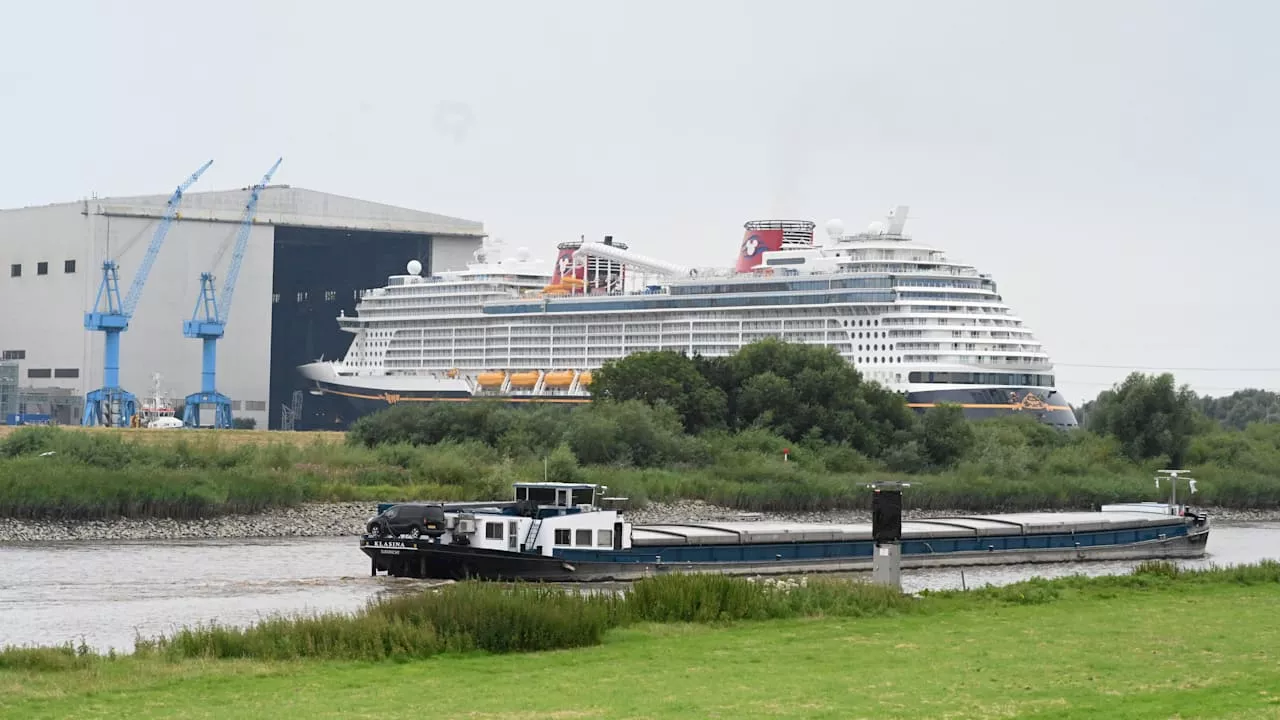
[11,186,485,237]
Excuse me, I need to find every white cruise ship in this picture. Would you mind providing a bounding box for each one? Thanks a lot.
[297,206,1077,427]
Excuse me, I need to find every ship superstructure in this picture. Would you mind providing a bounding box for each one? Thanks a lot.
[298,207,1077,427]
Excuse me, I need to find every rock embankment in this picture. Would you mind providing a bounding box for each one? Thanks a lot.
[1,500,1277,543]
[0,503,374,543]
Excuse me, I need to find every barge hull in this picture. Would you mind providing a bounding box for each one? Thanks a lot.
[363,528,1209,582]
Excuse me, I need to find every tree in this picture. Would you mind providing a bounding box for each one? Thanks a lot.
[590,351,728,433]
[706,338,918,456]
[1085,372,1198,466]
[918,403,973,468]
[1197,389,1280,431]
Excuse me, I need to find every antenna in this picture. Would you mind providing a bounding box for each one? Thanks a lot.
[1155,469,1198,511]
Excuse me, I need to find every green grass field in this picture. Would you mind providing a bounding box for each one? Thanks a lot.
[3,574,1277,719]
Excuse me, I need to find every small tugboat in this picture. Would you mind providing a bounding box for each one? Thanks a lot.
[137,373,184,429]
[361,479,1211,582]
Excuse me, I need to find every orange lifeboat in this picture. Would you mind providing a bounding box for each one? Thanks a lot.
[544,371,575,388]
[477,372,506,389]
[509,371,540,389]
[578,371,594,387]
[561,277,585,287]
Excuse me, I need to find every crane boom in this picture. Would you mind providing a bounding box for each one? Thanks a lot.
[218,157,280,325]
[181,158,282,429]
[121,159,214,318]
[82,159,213,428]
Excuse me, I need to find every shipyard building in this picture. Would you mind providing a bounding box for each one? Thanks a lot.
[0,184,484,429]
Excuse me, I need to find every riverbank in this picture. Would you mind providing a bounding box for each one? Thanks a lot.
[3,564,1278,718]
[5,424,1280,530]
[2,499,1279,543]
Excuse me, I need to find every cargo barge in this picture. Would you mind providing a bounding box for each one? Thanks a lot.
[360,482,1211,582]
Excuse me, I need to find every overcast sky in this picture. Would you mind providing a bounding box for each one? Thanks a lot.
[2,0,1276,405]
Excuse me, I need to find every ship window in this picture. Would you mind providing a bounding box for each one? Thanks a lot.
[53,368,78,378]
[36,262,48,275]
[485,522,504,540]
[597,529,613,547]
[554,529,571,545]
[1,350,24,360]
[575,529,592,546]
[64,259,76,273]
[9,264,19,277]
[27,368,51,378]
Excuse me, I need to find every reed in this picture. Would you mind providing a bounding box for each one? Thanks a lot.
[3,417,1280,521]
[624,573,914,623]
[137,581,622,661]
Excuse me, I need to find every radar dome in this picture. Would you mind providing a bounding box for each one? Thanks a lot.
[406,259,422,276]
[515,246,531,262]
[824,218,845,240]
[867,221,887,235]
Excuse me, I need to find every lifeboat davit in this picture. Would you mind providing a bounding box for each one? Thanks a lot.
[477,372,506,388]
[509,371,540,389]
[544,371,575,388]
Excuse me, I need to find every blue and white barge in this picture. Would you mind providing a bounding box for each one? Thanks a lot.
[360,483,1210,582]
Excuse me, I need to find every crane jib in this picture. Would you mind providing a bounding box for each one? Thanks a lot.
[82,159,215,428]
[180,158,283,430]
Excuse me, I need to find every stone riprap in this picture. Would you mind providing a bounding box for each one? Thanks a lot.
[1,501,1275,543]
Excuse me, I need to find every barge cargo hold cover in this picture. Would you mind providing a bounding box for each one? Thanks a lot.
[360,483,1211,582]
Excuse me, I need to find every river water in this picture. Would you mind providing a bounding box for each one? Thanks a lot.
[3,523,1278,653]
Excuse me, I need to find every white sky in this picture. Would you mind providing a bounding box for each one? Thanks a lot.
[2,0,1277,405]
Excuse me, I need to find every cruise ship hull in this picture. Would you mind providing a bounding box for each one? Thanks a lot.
[297,363,589,423]
[907,387,1077,426]
[298,363,1075,425]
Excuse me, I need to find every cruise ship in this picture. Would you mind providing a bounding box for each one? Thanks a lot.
[297,207,1077,427]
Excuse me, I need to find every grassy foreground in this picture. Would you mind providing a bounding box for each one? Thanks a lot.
[2,564,1279,719]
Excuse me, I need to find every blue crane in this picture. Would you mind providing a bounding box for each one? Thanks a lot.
[82,160,214,428]
[182,158,282,428]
